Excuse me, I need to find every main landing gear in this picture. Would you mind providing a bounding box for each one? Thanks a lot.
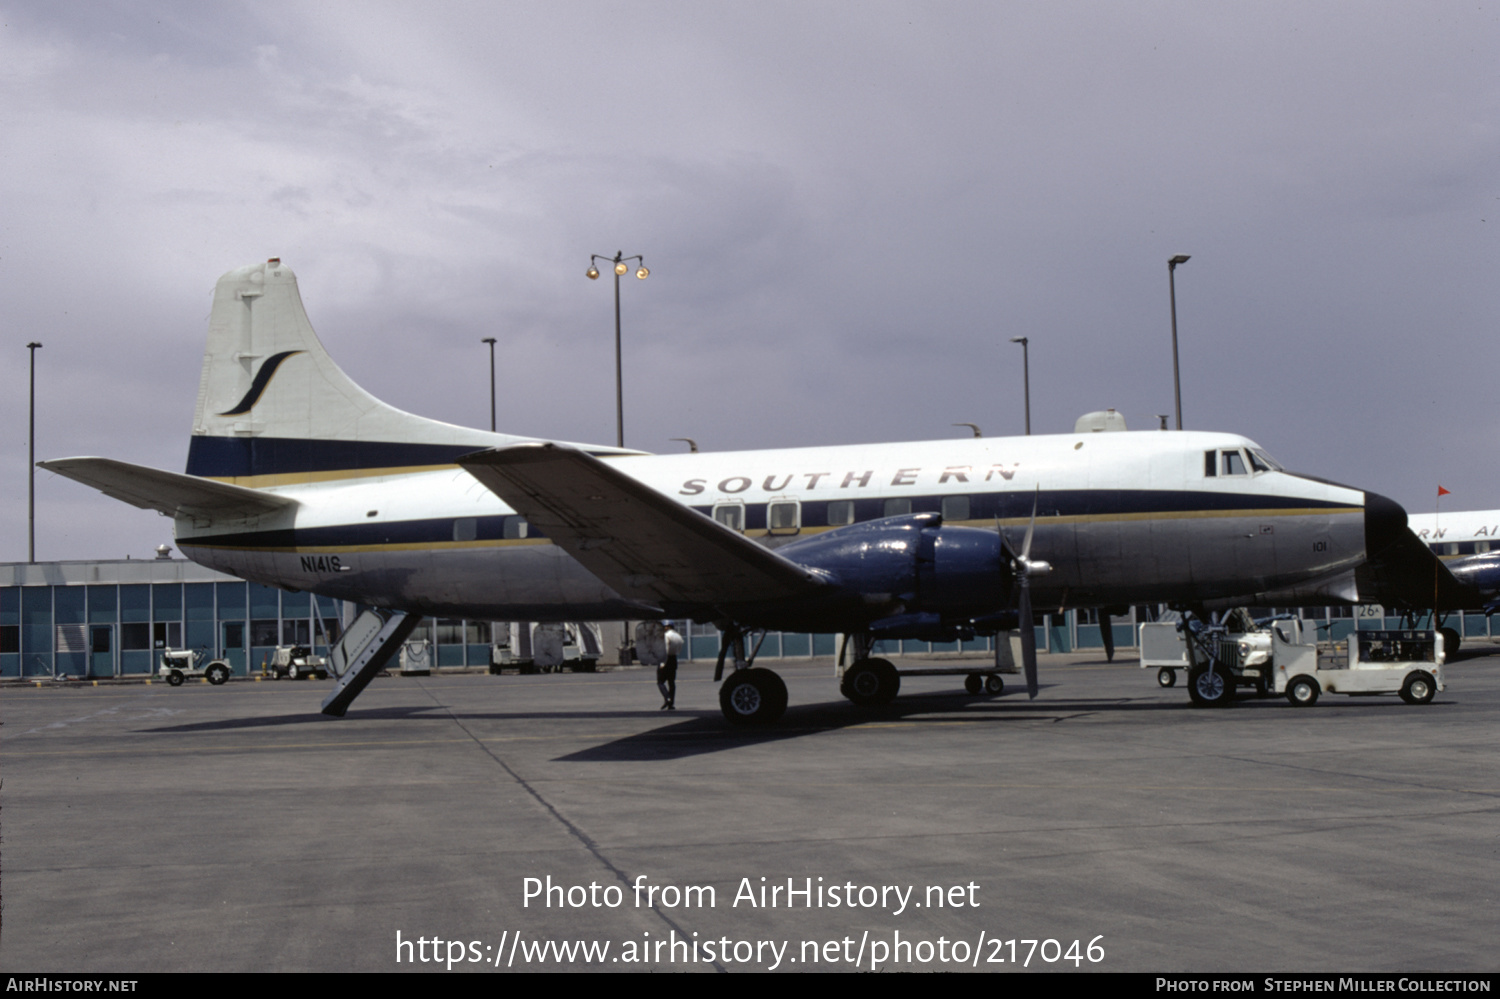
[714,626,790,726]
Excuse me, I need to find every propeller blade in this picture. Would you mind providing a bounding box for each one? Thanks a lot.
[1020,486,1039,562]
[1019,577,1038,698]
[1100,611,1115,662]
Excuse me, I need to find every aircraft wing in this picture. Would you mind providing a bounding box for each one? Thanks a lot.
[38,457,298,518]
[1355,524,1474,610]
[458,444,828,607]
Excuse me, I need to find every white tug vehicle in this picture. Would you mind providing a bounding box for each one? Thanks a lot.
[157,647,232,687]
[1141,610,1444,707]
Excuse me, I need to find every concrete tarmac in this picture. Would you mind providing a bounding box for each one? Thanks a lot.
[3,645,1498,973]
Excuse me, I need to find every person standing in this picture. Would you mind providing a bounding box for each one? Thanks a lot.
[659,622,684,710]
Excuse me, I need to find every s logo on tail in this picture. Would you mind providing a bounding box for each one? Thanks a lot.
[217,350,304,416]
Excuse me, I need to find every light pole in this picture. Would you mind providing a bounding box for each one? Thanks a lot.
[1167,254,1191,430]
[1009,336,1030,435]
[27,341,41,563]
[586,251,649,448]
[481,337,497,432]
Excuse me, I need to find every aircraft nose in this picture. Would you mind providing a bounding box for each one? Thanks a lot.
[1363,490,1409,557]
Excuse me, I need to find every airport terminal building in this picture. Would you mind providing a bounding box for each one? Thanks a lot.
[4,556,1493,679]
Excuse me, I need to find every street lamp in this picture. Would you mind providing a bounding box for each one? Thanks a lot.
[586,251,649,448]
[1009,336,1031,435]
[1167,254,1191,431]
[27,341,41,563]
[480,337,497,432]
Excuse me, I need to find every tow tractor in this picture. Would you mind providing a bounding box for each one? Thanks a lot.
[1140,611,1445,707]
[158,647,232,687]
[270,644,330,680]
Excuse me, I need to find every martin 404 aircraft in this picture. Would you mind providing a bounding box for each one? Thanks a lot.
[41,259,1453,722]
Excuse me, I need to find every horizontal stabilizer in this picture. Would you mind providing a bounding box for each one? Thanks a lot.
[458,444,826,607]
[38,457,298,519]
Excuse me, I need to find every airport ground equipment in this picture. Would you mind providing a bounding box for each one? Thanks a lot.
[491,621,602,673]
[270,644,329,680]
[320,609,420,717]
[158,647,231,687]
[1278,628,1445,706]
[1141,614,1444,706]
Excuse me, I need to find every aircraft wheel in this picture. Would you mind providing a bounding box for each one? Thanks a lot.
[984,673,1004,695]
[1157,668,1177,688]
[1187,664,1235,707]
[964,674,982,695]
[166,670,184,687]
[1439,628,1460,658]
[719,668,787,725]
[1286,675,1320,707]
[841,658,900,706]
[205,664,229,686]
[1400,671,1436,705]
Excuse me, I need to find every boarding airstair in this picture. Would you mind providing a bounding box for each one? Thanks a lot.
[320,609,420,717]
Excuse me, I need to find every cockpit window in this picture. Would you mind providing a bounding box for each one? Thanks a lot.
[1221,450,1248,476]
[1250,448,1283,472]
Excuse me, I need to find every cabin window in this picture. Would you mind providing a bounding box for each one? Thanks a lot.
[941,495,970,521]
[503,517,529,539]
[713,504,744,532]
[452,518,477,542]
[883,498,912,517]
[768,501,800,535]
[827,500,854,526]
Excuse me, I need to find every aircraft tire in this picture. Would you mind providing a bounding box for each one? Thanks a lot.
[984,673,1004,695]
[1400,671,1436,705]
[1286,675,1320,707]
[1157,668,1176,688]
[841,658,899,706]
[1187,664,1235,708]
[964,674,982,695]
[205,664,229,686]
[166,670,184,687]
[719,668,787,725]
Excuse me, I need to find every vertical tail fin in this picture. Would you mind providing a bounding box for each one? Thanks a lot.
[187,259,621,484]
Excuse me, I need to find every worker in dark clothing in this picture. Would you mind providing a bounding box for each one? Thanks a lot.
[659,622,684,710]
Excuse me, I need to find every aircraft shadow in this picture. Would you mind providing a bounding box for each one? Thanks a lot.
[552,687,1174,762]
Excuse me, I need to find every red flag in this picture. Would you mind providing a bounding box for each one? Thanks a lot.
[1438,486,1451,497]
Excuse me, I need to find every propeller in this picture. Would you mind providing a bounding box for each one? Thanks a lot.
[1100,610,1115,662]
[999,487,1052,698]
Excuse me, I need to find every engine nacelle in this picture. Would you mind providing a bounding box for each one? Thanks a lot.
[776,513,1009,619]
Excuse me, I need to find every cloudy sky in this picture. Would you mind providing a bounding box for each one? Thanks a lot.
[2,2,1496,562]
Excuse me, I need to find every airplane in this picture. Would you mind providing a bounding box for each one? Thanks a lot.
[38,258,1444,722]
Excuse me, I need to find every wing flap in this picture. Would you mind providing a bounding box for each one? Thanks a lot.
[39,457,298,519]
[457,444,825,607]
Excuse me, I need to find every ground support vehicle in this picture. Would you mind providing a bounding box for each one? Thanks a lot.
[270,645,330,680]
[158,647,231,687]
[1141,616,1444,707]
[491,622,603,674]
[1276,628,1445,706]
